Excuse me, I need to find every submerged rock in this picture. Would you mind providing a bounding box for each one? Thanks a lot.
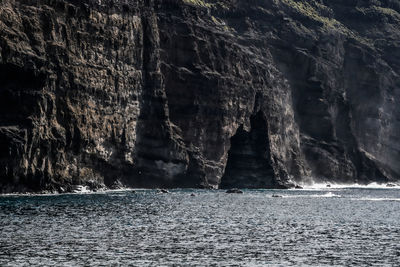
[157,189,169,194]
[226,189,244,194]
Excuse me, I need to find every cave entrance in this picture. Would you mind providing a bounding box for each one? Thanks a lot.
[0,64,45,190]
[220,111,276,189]
[0,64,44,127]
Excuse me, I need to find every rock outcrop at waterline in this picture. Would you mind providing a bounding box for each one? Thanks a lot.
[0,0,399,192]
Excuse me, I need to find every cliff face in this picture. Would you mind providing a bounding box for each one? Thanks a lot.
[0,0,399,192]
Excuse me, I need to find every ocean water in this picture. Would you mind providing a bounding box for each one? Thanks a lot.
[1,187,400,266]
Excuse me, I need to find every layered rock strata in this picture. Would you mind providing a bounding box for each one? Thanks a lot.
[0,0,399,192]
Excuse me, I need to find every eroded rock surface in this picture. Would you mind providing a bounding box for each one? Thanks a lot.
[0,0,399,192]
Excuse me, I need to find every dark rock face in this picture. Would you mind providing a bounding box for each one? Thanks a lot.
[0,0,399,192]
[0,0,144,192]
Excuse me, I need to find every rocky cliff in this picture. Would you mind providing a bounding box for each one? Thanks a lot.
[0,0,399,192]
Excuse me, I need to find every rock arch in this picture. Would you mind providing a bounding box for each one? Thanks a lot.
[220,111,279,189]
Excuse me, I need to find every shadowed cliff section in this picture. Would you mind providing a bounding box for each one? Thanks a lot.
[0,0,399,192]
[132,0,190,188]
[220,111,284,189]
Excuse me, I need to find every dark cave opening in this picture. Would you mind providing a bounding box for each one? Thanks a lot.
[0,64,45,127]
[0,64,45,190]
[220,111,277,189]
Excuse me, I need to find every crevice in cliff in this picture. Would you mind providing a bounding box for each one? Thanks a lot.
[0,64,46,192]
[130,3,190,188]
[0,64,45,127]
[220,111,278,189]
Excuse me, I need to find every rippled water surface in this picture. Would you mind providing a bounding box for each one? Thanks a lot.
[1,188,400,266]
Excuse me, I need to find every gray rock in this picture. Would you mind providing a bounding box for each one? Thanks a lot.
[110,180,124,190]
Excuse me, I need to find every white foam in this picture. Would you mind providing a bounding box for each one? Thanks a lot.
[72,185,91,193]
[351,197,400,202]
[0,188,138,197]
[282,192,341,198]
[0,192,60,197]
[298,182,400,190]
[313,192,340,198]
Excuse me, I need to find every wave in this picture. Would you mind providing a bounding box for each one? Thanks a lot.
[351,197,400,202]
[280,192,341,198]
[297,182,400,190]
[0,187,137,197]
[312,192,341,198]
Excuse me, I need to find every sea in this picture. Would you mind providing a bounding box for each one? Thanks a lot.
[1,184,400,266]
